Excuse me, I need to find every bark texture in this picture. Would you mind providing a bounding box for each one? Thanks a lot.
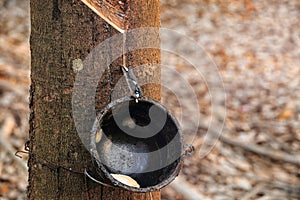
[28,0,160,199]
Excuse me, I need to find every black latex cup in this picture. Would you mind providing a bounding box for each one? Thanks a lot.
[89,96,183,192]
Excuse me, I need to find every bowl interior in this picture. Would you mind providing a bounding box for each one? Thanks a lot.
[95,99,182,188]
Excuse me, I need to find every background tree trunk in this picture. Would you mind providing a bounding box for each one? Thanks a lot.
[28,0,161,199]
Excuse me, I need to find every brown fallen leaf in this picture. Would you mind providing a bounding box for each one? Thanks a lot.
[278,109,294,121]
[0,183,10,195]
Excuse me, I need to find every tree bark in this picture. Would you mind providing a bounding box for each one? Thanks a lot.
[28,0,161,199]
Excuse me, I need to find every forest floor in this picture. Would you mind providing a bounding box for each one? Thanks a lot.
[0,0,299,199]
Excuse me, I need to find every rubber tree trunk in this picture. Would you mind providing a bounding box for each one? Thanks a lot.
[28,0,161,199]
